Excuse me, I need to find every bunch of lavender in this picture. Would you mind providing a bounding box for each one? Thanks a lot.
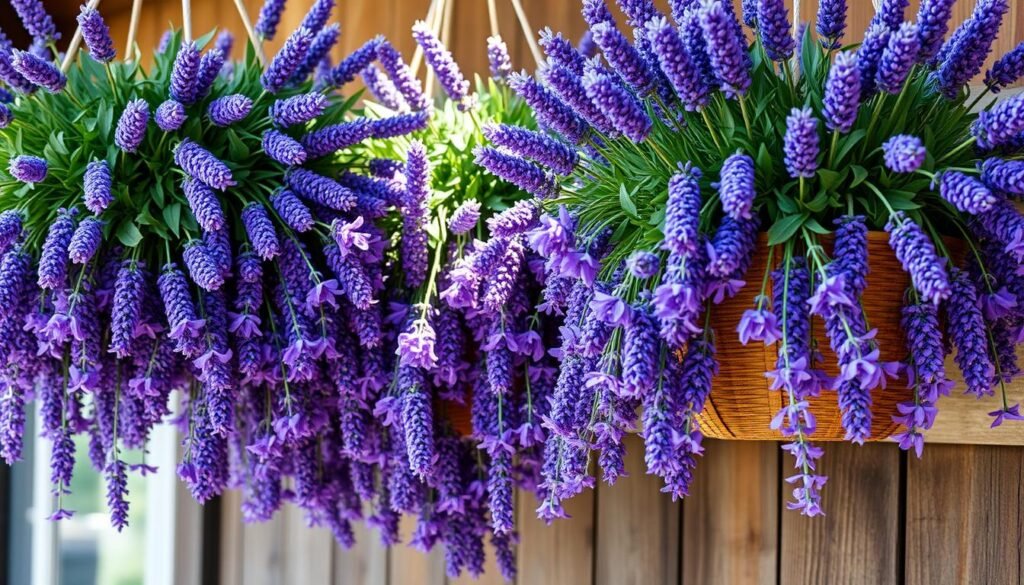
[476,0,1024,521]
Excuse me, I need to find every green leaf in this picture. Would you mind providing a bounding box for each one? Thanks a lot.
[619,184,638,218]
[817,168,843,191]
[767,213,808,246]
[834,129,866,163]
[163,202,181,237]
[804,217,830,235]
[116,221,143,247]
[850,165,869,188]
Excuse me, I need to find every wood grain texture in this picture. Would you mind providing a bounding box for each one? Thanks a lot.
[925,350,1024,446]
[333,508,388,585]
[388,515,446,585]
[240,509,287,585]
[595,434,681,585]
[906,444,1024,585]
[516,484,596,585]
[780,442,901,585]
[218,490,244,585]
[282,504,335,584]
[683,440,779,585]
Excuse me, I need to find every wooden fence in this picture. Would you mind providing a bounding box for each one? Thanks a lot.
[215,437,1024,585]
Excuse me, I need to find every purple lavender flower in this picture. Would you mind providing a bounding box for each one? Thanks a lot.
[857,24,891,99]
[871,0,908,30]
[291,23,340,85]
[0,383,26,464]
[11,0,58,43]
[0,103,10,129]
[590,21,656,95]
[708,214,758,278]
[262,130,307,165]
[627,251,660,279]
[582,0,615,27]
[985,42,1024,92]
[783,107,819,179]
[718,153,756,220]
[270,189,314,232]
[78,6,115,62]
[663,163,702,256]
[948,268,994,396]
[255,0,287,40]
[882,135,926,173]
[241,204,279,260]
[183,241,224,291]
[105,459,129,531]
[973,94,1024,150]
[115,99,149,153]
[936,0,1009,99]
[0,211,23,253]
[482,238,526,312]
[541,28,585,74]
[448,201,481,235]
[38,209,76,289]
[579,30,599,58]
[155,100,185,132]
[368,111,430,139]
[376,40,430,111]
[621,306,659,397]
[699,0,751,97]
[487,200,539,239]
[981,158,1024,196]
[174,140,235,191]
[816,0,847,48]
[474,147,558,199]
[541,64,618,136]
[902,301,946,387]
[207,95,252,126]
[214,31,234,56]
[183,178,225,233]
[262,27,314,93]
[362,65,405,110]
[646,16,710,111]
[68,218,103,265]
[822,52,861,134]
[299,0,334,34]
[483,124,579,176]
[170,42,201,105]
[329,36,383,88]
[401,381,434,479]
[398,319,438,369]
[757,0,794,61]
[302,120,372,158]
[0,247,29,318]
[158,264,204,353]
[10,50,64,93]
[8,155,47,184]
[489,451,514,535]
[287,168,356,210]
[940,171,996,214]
[0,50,34,95]
[110,261,144,358]
[582,64,651,143]
[412,20,470,108]
[270,93,328,127]
[915,0,956,63]
[488,36,513,80]
[885,212,950,304]
[508,72,589,144]
[737,305,781,344]
[877,22,920,94]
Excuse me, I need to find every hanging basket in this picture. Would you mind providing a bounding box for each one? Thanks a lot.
[697,231,962,441]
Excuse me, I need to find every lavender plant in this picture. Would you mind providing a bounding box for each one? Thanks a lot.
[477,0,1024,519]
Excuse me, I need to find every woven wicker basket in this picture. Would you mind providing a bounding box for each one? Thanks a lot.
[697,231,920,441]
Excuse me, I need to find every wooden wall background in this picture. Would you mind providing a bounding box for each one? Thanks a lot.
[21,0,1018,583]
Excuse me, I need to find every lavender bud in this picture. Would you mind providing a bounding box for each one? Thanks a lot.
[9,154,47,184]
[915,0,956,63]
[482,124,578,175]
[508,72,589,144]
[646,16,710,111]
[664,163,703,256]
[262,27,314,93]
[757,0,795,61]
[330,36,384,87]
[973,93,1024,150]
[412,20,470,108]
[183,241,224,291]
[110,261,145,358]
[948,268,994,396]
[68,217,103,265]
[936,0,1008,99]
[376,40,430,111]
[368,111,430,139]
[214,31,234,56]
[718,152,756,220]
[540,28,586,75]
[287,168,356,210]
[170,42,201,105]
[590,21,656,95]
[939,171,996,215]
[857,24,891,99]
[877,22,920,94]
[542,64,618,136]
[241,204,280,260]
[449,201,481,234]
[823,52,861,133]
[699,0,751,97]
[78,6,115,62]
[582,63,651,143]
[291,23,340,85]
[155,100,186,132]
[626,250,660,279]
[362,65,405,110]
[885,211,950,304]
[882,134,926,173]
[270,189,314,232]
[474,146,558,199]
[174,140,236,191]
[270,93,328,128]
[981,158,1024,196]
[0,211,23,253]
[11,0,58,43]
[11,50,65,93]
[115,99,149,153]
[262,130,307,165]
[183,178,225,233]
[488,36,513,80]
[302,120,372,158]
[38,209,76,289]
[783,107,819,179]
[816,0,847,48]
[255,0,287,40]
[207,94,252,126]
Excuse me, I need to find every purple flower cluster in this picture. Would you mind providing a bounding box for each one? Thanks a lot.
[823,52,861,133]
[886,212,951,303]
[11,50,65,93]
[816,0,847,48]
[78,6,116,63]
[412,21,470,108]
[115,99,149,153]
[882,135,926,173]
[783,107,819,179]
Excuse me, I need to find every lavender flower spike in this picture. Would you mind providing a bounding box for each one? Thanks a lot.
[699,0,751,98]
[170,42,201,105]
[663,163,703,256]
[11,50,65,93]
[9,155,47,184]
[488,36,512,80]
[68,217,103,265]
[183,178,225,233]
[823,52,861,133]
[11,0,58,43]
[939,171,997,215]
[857,24,891,99]
[885,211,950,304]
[915,0,955,63]
[174,140,235,191]
[270,93,328,128]
[183,241,224,291]
[115,99,149,153]
[270,189,314,232]
[882,135,926,173]
[110,261,145,358]
[376,40,430,111]
[877,22,920,94]
[816,0,847,49]
[449,201,481,234]
[757,0,795,61]
[474,147,558,200]
[948,268,994,396]
[981,158,1024,196]
[208,95,253,126]
[83,160,113,214]
[262,27,315,93]
[936,0,1009,99]
[719,153,756,220]
[582,64,652,143]
[155,100,186,132]
[241,204,280,260]
[38,209,76,289]
[973,94,1024,150]
[508,72,589,144]
[783,107,819,179]
[646,16,710,111]
[255,0,287,40]
[78,6,115,62]
[412,21,470,109]
[262,130,307,166]
[985,42,1024,92]
[483,124,579,176]
[589,21,656,95]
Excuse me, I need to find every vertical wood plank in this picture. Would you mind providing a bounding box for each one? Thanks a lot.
[906,444,1024,585]
[241,510,287,585]
[448,535,505,585]
[219,489,244,585]
[595,434,681,585]
[516,485,595,585]
[389,515,447,585]
[333,513,388,585]
[282,503,335,583]
[683,440,779,585]
[780,442,900,585]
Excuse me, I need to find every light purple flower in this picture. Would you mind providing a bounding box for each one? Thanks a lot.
[270,92,328,127]
[882,134,926,173]
[757,0,795,61]
[175,140,235,191]
[939,171,996,214]
[448,201,481,234]
[783,107,819,179]
[78,6,115,62]
[699,0,751,97]
[8,154,47,184]
[155,100,185,132]
[412,20,470,108]
[582,62,651,143]
[11,50,65,93]
[488,36,513,80]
